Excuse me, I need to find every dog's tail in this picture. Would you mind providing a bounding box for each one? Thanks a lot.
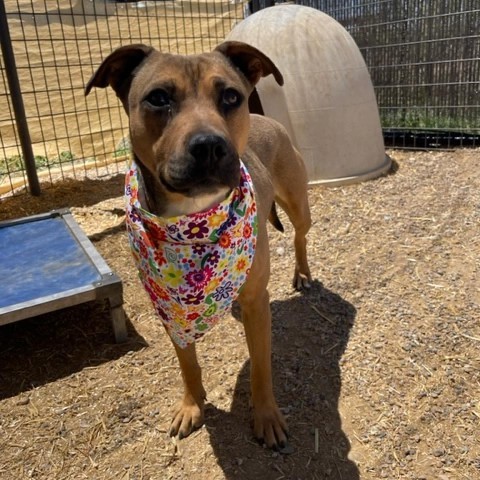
[268,202,284,233]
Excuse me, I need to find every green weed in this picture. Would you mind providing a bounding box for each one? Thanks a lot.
[0,150,76,178]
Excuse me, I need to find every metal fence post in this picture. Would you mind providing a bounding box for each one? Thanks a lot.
[248,0,275,15]
[0,0,41,196]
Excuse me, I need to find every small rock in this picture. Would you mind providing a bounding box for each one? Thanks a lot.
[432,448,445,457]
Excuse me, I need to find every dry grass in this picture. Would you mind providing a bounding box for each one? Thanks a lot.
[0,148,479,479]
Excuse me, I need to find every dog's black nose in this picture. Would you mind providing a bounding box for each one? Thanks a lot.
[188,134,228,165]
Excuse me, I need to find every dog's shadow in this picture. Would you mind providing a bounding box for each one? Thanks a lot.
[204,280,360,479]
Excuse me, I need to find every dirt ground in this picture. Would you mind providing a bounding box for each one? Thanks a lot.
[0,148,479,479]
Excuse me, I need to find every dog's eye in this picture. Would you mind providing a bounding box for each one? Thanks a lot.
[144,89,171,109]
[222,88,242,109]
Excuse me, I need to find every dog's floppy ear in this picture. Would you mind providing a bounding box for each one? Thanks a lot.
[85,44,155,110]
[215,41,283,88]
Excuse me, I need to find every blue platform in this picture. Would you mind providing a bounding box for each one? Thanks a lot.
[0,210,126,342]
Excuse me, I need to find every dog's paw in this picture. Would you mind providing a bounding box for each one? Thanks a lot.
[169,399,205,439]
[293,268,312,291]
[252,404,289,450]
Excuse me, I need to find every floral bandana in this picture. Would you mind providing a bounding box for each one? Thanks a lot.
[125,159,258,348]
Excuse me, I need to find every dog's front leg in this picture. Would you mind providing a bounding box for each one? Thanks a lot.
[169,342,206,439]
[241,288,288,448]
[238,242,288,449]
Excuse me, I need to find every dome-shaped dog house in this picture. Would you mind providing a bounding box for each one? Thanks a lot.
[227,5,391,185]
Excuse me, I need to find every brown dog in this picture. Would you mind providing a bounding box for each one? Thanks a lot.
[86,41,312,449]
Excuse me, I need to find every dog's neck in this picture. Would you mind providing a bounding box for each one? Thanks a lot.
[135,157,230,218]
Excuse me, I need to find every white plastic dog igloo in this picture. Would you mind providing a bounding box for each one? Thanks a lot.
[227,4,391,185]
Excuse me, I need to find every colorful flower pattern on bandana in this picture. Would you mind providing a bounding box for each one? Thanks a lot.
[125,160,258,348]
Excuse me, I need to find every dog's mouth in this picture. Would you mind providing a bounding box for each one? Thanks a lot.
[159,165,240,196]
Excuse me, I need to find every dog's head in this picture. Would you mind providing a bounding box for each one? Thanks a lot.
[85,42,282,199]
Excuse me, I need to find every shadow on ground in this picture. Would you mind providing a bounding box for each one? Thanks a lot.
[205,281,360,479]
[0,301,146,399]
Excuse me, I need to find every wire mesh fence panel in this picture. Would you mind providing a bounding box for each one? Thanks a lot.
[278,0,480,149]
[0,55,27,195]
[1,0,479,196]
[0,0,244,196]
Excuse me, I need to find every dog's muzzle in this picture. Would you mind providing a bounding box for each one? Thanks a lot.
[161,133,240,194]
